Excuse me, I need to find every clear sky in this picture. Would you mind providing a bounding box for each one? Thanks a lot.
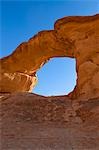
[1,0,99,96]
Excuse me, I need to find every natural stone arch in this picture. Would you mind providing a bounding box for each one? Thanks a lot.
[0,14,99,99]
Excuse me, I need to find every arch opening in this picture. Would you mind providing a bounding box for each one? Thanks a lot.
[33,57,77,96]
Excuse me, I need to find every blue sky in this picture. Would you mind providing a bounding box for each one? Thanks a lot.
[1,0,99,96]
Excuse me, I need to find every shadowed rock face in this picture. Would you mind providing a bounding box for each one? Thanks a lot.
[0,14,99,99]
[0,93,99,149]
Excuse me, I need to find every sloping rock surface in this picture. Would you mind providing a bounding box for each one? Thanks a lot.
[0,93,99,150]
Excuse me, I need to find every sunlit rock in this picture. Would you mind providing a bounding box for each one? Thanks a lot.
[0,14,99,99]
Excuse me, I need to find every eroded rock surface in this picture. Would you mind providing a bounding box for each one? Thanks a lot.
[0,14,99,99]
[0,93,99,150]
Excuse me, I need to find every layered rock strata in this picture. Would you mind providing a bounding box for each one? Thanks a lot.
[0,14,99,99]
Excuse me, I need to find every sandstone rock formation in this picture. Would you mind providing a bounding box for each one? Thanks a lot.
[0,14,99,99]
[0,93,99,149]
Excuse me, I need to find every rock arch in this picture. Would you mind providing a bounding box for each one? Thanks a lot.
[0,14,99,99]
